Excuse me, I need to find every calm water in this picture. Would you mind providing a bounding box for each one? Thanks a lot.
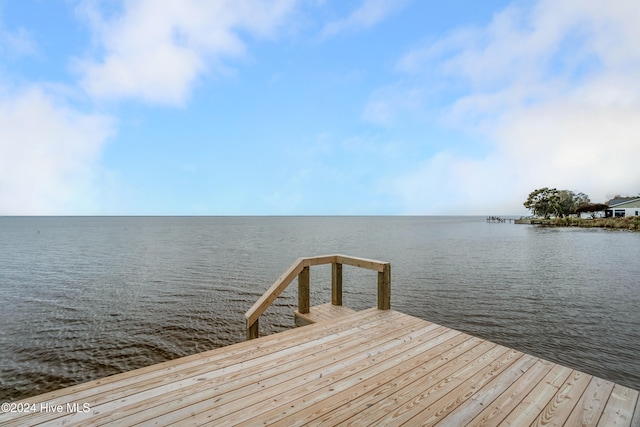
[1,216,639,402]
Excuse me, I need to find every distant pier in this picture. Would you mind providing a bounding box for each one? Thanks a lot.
[487,216,514,223]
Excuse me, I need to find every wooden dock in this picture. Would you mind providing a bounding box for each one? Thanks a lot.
[2,255,638,426]
[487,216,514,223]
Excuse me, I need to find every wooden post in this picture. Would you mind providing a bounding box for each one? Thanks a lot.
[298,266,310,314]
[247,319,258,340]
[377,264,390,310]
[332,262,342,306]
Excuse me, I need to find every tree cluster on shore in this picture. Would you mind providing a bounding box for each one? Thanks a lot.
[523,187,640,230]
[523,187,602,219]
[524,187,640,218]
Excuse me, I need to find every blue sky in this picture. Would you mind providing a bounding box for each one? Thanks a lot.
[1,0,639,215]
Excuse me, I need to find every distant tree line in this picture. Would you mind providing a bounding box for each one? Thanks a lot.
[523,187,608,219]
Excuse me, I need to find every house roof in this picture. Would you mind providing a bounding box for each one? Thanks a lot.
[608,197,640,208]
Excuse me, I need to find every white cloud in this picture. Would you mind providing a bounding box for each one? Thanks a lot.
[0,87,114,214]
[0,26,36,57]
[361,82,424,125]
[385,0,640,213]
[76,0,298,105]
[320,0,409,39]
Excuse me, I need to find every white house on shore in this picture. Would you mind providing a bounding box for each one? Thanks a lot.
[605,197,640,217]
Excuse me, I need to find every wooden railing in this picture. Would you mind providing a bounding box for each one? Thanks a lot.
[244,254,391,340]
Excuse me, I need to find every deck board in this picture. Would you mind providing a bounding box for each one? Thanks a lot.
[294,302,356,325]
[1,308,638,427]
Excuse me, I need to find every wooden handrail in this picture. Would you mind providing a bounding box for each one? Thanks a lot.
[244,254,390,340]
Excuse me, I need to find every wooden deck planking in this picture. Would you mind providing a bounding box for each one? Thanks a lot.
[465,358,556,426]
[530,370,593,427]
[270,330,476,426]
[498,364,574,426]
[119,313,428,426]
[237,330,475,426]
[2,308,638,427]
[564,377,616,427]
[1,308,392,426]
[429,353,540,426]
[192,318,448,425]
[351,343,513,426]
[598,384,640,427]
[294,302,356,325]
[396,348,526,426]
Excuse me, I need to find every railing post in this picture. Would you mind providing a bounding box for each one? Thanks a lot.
[377,263,390,310]
[247,319,259,340]
[246,255,390,338]
[298,266,310,314]
[332,262,342,306]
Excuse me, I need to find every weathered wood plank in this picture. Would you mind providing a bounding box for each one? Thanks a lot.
[310,340,497,427]
[498,364,573,426]
[564,377,616,427]
[245,257,304,327]
[378,263,391,310]
[335,254,388,272]
[631,393,640,427]
[282,331,476,426]
[294,254,388,271]
[301,254,337,267]
[332,262,342,306]
[435,353,539,426]
[359,343,509,426]
[246,317,259,340]
[530,369,593,427]
[466,358,556,426]
[405,348,525,426]
[597,384,639,427]
[295,303,356,325]
[166,313,436,425]
[298,265,310,314]
[241,328,475,426]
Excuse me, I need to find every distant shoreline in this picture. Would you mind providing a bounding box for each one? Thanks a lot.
[515,216,640,231]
